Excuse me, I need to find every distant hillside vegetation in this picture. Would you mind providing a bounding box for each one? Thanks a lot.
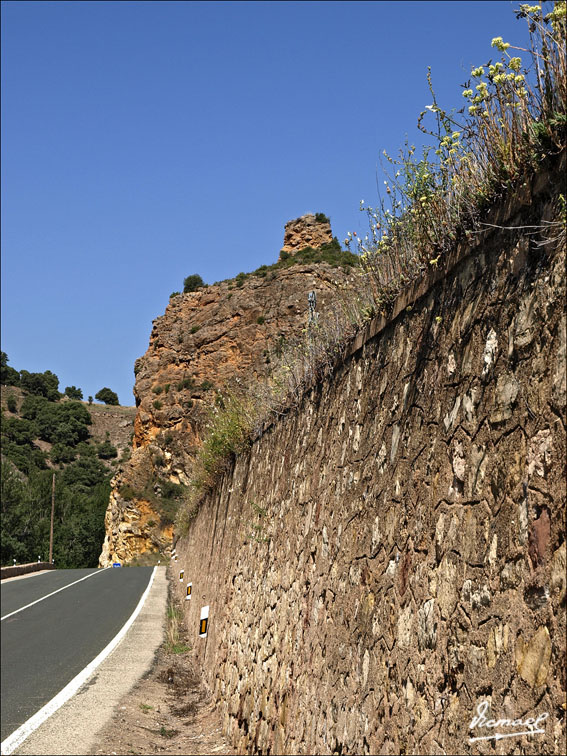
[0,353,135,567]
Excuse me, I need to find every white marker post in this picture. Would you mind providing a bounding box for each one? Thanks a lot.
[199,605,209,637]
[185,582,192,601]
[179,569,184,582]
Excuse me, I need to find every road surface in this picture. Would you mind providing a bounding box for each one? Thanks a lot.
[1,567,154,745]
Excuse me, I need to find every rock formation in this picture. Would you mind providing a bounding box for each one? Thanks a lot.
[99,218,356,566]
[279,213,333,260]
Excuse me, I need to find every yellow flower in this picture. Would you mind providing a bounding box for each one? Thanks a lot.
[491,37,510,51]
[520,4,541,14]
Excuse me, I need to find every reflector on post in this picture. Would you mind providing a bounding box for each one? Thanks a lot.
[179,569,184,581]
[186,582,192,600]
[199,605,209,637]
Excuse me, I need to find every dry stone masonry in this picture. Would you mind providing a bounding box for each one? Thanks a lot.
[174,155,566,754]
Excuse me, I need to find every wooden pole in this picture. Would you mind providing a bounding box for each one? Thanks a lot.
[49,472,55,564]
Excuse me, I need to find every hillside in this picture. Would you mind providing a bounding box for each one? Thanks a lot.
[1,385,135,467]
[1,372,135,568]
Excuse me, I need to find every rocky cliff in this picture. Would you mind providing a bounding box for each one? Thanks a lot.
[99,219,356,566]
[172,156,566,754]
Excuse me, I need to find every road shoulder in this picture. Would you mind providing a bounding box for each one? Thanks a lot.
[14,566,167,756]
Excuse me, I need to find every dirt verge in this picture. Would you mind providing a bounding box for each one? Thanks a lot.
[91,572,234,756]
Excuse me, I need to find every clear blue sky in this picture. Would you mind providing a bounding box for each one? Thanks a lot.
[1,1,531,406]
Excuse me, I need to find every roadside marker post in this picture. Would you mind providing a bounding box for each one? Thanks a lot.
[199,605,209,637]
[179,569,184,582]
[185,582,192,601]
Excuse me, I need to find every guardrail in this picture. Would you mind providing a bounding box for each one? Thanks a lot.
[1,562,56,580]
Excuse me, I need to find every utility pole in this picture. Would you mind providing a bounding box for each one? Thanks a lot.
[49,472,55,564]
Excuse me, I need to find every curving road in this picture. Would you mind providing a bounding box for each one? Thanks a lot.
[1,567,154,745]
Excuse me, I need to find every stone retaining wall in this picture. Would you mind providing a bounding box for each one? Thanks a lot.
[174,157,566,755]
[1,562,55,580]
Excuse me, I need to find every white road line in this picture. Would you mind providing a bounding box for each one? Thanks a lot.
[0,568,111,622]
[0,566,157,756]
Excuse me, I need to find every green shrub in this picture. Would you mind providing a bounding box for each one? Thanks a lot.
[235,272,247,287]
[2,415,38,445]
[315,212,330,223]
[97,436,118,459]
[200,380,213,391]
[183,274,205,293]
[190,325,200,334]
[6,394,17,413]
[256,316,265,325]
[120,485,137,501]
[176,377,194,391]
[153,400,162,410]
[164,384,170,393]
[170,291,181,298]
[152,385,163,395]
[51,443,77,464]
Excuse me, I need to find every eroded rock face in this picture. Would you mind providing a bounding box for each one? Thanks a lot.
[280,213,333,259]
[99,259,355,566]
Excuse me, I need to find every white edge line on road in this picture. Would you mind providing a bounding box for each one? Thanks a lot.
[1,566,157,756]
[1,568,111,621]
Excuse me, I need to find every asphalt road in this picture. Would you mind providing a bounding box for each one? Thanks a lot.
[0,567,154,743]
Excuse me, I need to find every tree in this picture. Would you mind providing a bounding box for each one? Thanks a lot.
[19,370,60,401]
[64,386,83,400]
[95,387,119,406]
[1,352,20,386]
[183,274,205,293]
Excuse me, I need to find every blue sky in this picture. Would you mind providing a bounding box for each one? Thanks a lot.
[1,0,531,406]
